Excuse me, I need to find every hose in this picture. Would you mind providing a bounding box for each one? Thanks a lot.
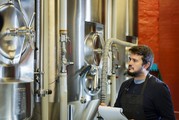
[101,38,137,103]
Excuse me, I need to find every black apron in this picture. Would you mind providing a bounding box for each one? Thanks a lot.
[120,74,151,120]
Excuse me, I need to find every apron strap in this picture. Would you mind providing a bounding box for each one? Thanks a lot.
[141,73,152,94]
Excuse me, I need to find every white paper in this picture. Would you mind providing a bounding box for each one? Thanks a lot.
[98,106,128,120]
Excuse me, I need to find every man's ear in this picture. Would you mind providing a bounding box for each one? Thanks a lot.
[143,62,150,70]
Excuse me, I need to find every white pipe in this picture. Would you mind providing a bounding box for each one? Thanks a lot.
[105,0,112,39]
[110,74,116,106]
[59,0,67,73]
[101,38,136,104]
[41,0,49,119]
[59,0,68,120]
[126,0,129,36]
[60,0,67,30]
[59,73,68,120]
[48,0,56,103]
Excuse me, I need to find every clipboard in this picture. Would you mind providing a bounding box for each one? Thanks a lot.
[98,106,128,120]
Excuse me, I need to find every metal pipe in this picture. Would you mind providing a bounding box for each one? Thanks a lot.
[40,0,44,96]
[35,0,51,97]
[17,0,28,24]
[101,38,136,104]
[34,0,48,119]
[28,12,35,27]
[34,0,41,102]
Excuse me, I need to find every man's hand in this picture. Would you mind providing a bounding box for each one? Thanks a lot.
[100,102,107,106]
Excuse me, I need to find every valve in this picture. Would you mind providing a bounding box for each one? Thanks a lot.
[36,89,52,97]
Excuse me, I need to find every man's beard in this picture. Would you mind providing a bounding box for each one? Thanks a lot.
[127,67,143,77]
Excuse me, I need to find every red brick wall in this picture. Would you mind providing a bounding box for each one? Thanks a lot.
[138,0,179,118]
[138,0,159,63]
[159,0,179,118]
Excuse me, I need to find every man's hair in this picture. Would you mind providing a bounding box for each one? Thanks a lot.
[129,45,154,70]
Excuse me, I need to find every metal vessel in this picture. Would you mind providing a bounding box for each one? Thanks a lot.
[0,0,34,119]
[0,0,138,119]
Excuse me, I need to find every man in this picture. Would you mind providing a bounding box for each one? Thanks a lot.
[114,45,175,120]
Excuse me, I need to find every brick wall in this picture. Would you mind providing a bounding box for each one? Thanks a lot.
[138,0,179,118]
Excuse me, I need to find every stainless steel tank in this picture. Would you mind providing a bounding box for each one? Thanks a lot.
[67,0,104,119]
[0,0,34,119]
[85,0,104,24]
[67,0,85,103]
[0,81,33,120]
[110,0,138,97]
